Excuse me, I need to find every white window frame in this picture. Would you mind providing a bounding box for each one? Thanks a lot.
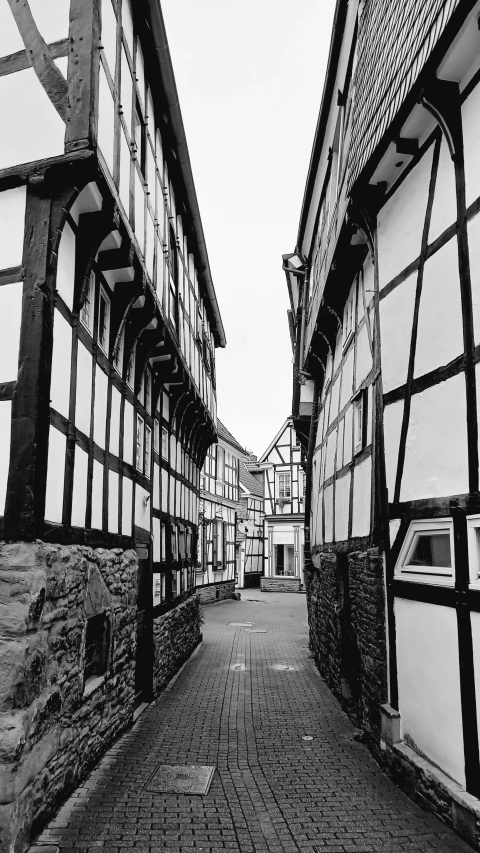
[144,425,152,477]
[97,285,111,355]
[80,271,95,334]
[394,518,454,586]
[161,426,168,459]
[136,414,144,472]
[112,323,125,376]
[153,420,160,455]
[276,471,291,500]
[126,343,136,390]
[343,290,355,350]
[353,393,364,454]
[466,514,480,588]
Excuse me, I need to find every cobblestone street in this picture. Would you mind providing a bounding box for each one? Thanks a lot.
[33,593,471,853]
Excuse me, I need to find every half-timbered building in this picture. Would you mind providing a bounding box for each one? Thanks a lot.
[0,1,225,849]
[236,455,264,589]
[284,0,480,838]
[196,421,242,602]
[259,419,305,592]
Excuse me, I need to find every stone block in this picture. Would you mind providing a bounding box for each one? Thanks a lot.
[380,703,401,745]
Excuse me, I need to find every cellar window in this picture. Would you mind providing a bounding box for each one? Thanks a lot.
[84,613,110,692]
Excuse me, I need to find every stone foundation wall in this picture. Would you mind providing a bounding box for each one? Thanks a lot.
[260,577,301,593]
[0,541,137,853]
[196,580,236,604]
[152,595,202,695]
[306,546,388,741]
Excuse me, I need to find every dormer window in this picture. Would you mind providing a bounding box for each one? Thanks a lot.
[80,272,95,334]
[98,287,110,355]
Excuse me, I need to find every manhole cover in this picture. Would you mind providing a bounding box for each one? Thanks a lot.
[145,764,215,795]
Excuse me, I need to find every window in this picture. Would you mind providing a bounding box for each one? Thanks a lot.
[154,420,160,455]
[343,290,355,348]
[467,515,480,587]
[213,519,224,569]
[80,272,95,333]
[126,344,135,390]
[277,472,291,499]
[144,425,152,477]
[395,519,454,585]
[168,225,179,330]
[98,287,110,355]
[134,102,146,176]
[161,426,168,459]
[145,371,151,413]
[136,414,144,472]
[84,613,110,684]
[216,446,225,482]
[113,324,125,375]
[299,470,306,501]
[274,544,295,577]
[353,391,366,454]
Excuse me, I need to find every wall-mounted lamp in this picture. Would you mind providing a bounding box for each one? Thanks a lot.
[282,251,307,276]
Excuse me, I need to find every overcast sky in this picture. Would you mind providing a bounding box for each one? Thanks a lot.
[161,0,336,457]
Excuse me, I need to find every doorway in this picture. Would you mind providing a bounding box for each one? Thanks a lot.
[135,543,153,708]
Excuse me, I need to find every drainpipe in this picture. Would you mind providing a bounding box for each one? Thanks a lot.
[303,379,320,573]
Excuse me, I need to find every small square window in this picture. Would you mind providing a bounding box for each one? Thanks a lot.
[395,519,454,585]
[98,287,110,355]
[80,272,95,334]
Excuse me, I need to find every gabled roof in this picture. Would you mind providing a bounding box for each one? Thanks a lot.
[239,460,264,498]
[217,419,246,455]
[258,419,292,465]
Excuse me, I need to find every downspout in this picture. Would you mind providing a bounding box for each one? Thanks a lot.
[303,380,320,573]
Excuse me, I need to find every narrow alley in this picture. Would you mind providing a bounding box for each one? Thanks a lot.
[32,594,470,853]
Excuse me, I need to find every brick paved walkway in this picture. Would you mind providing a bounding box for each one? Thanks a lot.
[33,592,471,853]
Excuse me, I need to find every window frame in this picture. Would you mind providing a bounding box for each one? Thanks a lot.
[144,424,152,478]
[394,518,454,586]
[276,471,291,500]
[125,343,136,390]
[466,515,480,588]
[353,390,366,455]
[97,285,111,356]
[136,413,144,472]
[80,271,95,334]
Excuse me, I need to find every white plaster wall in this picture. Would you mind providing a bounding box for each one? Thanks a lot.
[122,476,132,536]
[91,460,103,530]
[123,401,134,465]
[101,0,117,77]
[0,68,65,171]
[324,484,333,542]
[402,374,468,501]
[161,467,168,513]
[336,418,345,470]
[153,462,160,510]
[0,0,69,57]
[355,323,372,390]
[414,238,463,378]
[50,309,71,418]
[462,82,480,208]
[93,366,108,449]
[134,484,150,531]
[389,518,401,548]
[329,376,340,426]
[98,66,115,178]
[0,281,22,382]
[324,429,337,481]
[343,406,353,466]
[0,186,26,270]
[351,456,372,538]
[334,472,350,542]
[377,146,433,287]
[340,348,354,412]
[153,517,161,562]
[71,445,88,528]
[44,426,66,523]
[56,221,76,311]
[0,401,12,515]
[108,470,119,534]
[75,342,92,437]
[379,273,416,394]
[467,213,480,345]
[396,597,465,787]
[109,386,121,457]
[383,401,404,502]
[428,136,457,243]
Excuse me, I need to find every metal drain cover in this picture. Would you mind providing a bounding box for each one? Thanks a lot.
[146,764,215,795]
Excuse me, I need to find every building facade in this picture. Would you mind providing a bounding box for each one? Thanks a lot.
[259,419,305,592]
[0,2,225,850]
[285,0,480,842]
[236,455,264,589]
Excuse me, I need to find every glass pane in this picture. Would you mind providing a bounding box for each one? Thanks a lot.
[409,533,451,568]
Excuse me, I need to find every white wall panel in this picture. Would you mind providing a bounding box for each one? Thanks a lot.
[123,401,134,465]
[377,146,433,287]
[93,365,108,449]
[122,476,132,535]
[91,460,103,530]
[75,342,92,436]
[402,375,468,501]
[324,429,336,482]
[0,4,25,56]
[339,348,354,412]
[161,467,168,513]
[351,457,372,538]
[44,426,66,523]
[71,445,88,528]
[396,598,465,786]
[414,239,462,378]
[108,470,119,534]
[101,0,118,77]
[0,186,26,270]
[379,273,416,394]
[0,68,64,171]
[467,213,480,345]
[329,376,340,426]
[56,221,76,311]
[50,309,71,418]
[153,462,160,510]
[0,401,12,515]
[98,66,115,178]
[429,137,457,243]
[109,386,121,457]
[334,472,350,542]
[462,82,480,208]
[0,281,22,382]
[135,484,150,530]
[28,0,70,45]
[343,405,353,466]
[355,323,372,390]
[324,484,333,543]
[153,517,161,562]
[383,401,404,502]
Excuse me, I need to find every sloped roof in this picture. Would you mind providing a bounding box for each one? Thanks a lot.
[258,419,291,464]
[217,419,245,454]
[239,460,264,498]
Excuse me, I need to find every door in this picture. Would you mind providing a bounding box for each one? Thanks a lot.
[135,544,153,708]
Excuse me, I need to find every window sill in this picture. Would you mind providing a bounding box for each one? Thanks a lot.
[83,674,105,698]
